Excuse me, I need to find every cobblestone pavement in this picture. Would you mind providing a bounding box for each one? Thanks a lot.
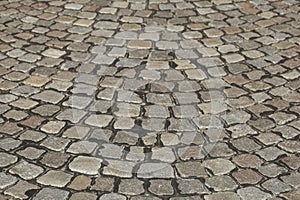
[0,0,300,199]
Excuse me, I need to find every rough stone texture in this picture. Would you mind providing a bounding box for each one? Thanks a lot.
[68,156,102,175]
[237,187,272,200]
[33,188,69,200]
[0,152,18,167]
[0,0,300,198]
[149,179,174,196]
[203,158,236,175]
[137,163,175,178]
[0,173,18,189]
[9,161,44,180]
[37,170,73,187]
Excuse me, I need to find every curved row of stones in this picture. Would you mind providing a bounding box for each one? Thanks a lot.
[0,0,300,199]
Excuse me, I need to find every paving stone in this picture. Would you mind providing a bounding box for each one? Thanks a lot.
[113,131,139,145]
[68,156,102,175]
[137,163,174,178]
[31,90,64,104]
[278,140,300,153]
[270,112,297,125]
[205,175,238,191]
[262,178,292,195]
[56,108,87,123]
[280,188,300,200]
[3,110,28,121]
[46,80,72,91]
[62,126,90,139]
[258,163,288,178]
[222,53,245,63]
[204,192,240,200]
[63,95,92,109]
[32,104,60,117]
[0,172,18,189]
[256,146,286,161]
[232,154,263,168]
[42,48,66,58]
[118,179,144,195]
[205,142,235,157]
[98,144,123,159]
[248,118,275,132]
[17,147,45,160]
[141,118,165,131]
[149,179,174,196]
[152,147,176,163]
[37,170,73,187]
[237,187,272,200]
[281,155,300,170]
[0,152,18,167]
[40,151,70,168]
[4,180,39,199]
[223,110,251,125]
[0,138,22,151]
[41,136,70,151]
[232,169,262,185]
[0,94,18,104]
[99,193,126,200]
[69,192,97,200]
[281,172,300,188]
[175,161,208,178]
[102,159,135,177]
[177,179,209,194]
[68,175,91,191]
[126,146,145,162]
[231,137,261,152]
[170,196,202,200]
[0,0,300,198]
[227,124,257,138]
[9,161,44,180]
[88,129,112,143]
[203,158,235,175]
[67,141,98,154]
[160,132,180,146]
[41,121,66,134]
[24,76,50,87]
[85,114,113,127]
[90,176,114,192]
[272,126,300,139]
[0,123,23,135]
[178,145,205,160]
[33,188,69,200]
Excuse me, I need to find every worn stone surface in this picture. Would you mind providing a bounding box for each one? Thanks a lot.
[9,161,44,180]
[0,0,299,198]
[68,156,102,175]
[33,188,69,200]
[37,170,73,187]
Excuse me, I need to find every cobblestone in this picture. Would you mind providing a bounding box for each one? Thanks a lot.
[138,163,174,178]
[0,172,18,190]
[69,156,102,175]
[33,188,69,200]
[206,175,238,191]
[0,152,18,167]
[149,179,174,195]
[237,187,271,200]
[4,180,39,199]
[37,170,73,187]
[177,179,208,194]
[9,161,44,180]
[0,0,299,199]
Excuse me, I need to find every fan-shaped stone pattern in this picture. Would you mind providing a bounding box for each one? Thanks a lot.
[0,0,299,199]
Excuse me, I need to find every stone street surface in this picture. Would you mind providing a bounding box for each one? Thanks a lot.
[0,0,300,199]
